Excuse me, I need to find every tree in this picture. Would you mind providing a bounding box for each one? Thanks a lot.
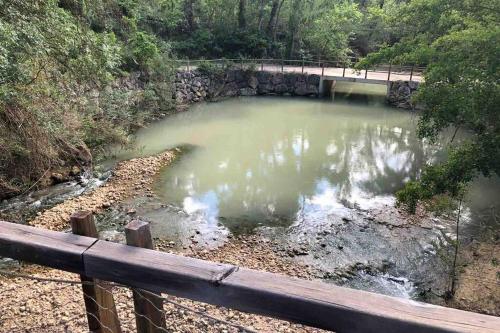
[358,0,500,212]
[304,1,362,60]
[257,0,266,31]
[183,0,197,31]
[238,0,247,30]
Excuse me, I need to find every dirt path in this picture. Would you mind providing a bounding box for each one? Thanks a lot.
[451,242,500,316]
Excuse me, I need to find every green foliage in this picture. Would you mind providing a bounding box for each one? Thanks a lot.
[304,2,362,60]
[159,0,400,59]
[129,31,159,66]
[360,0,500,212]
[396,181,423,214]
[196,59,236,76]
[0,0,176,195]
[425,194,457,217]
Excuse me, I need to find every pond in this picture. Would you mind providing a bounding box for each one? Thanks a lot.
[63,87,500,299]
[1,85,497,301]
[113,94,427,232]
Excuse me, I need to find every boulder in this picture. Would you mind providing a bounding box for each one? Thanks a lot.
[294,81,308,95]
[256,71,272,84]
[274,84,289,94]
[239,88,257,96]
[51,172,68,184]
[387,80,418,109]
[258,83,273,94]
[221,82,239,96]
[248,75,258,89]
[284,73,299,86]
[272,73,284,85]
[307,74,321,85]
[0,179,20,200]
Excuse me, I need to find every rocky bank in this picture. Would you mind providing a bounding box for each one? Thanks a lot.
[387,80,420,109]
[174,69,321,104]
[0,148,324,332]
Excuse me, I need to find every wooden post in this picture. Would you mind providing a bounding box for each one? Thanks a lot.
[387,63,392,81]
[342,63,346,77]
[70,211,122,333]
[409,65,414,82]
[125,221,166,333]
[321,62,324,77]
[261,59,264,71]
[281,58,284,73]
[301,58,305,73]
[365,68,368,79]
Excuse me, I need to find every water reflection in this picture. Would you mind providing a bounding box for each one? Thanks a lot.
[127,97,429,233]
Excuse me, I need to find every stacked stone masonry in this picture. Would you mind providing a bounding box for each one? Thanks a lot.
[174,69,321,104]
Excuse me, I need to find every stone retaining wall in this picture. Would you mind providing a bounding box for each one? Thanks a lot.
[174,69,321,104]
[387,80,419,109]
[174,69,419,110]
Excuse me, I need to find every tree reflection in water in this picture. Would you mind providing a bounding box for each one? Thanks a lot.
[146,97,430,233]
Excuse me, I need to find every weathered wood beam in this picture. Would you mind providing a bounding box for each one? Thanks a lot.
[84,240,500,333]
[0,220,95,274]
[125,220,166,333]
[1,221,499,333]
[70,211,122,333]
[84,240,236,299]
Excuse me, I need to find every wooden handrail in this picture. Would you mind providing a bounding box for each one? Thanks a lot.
[0,221,497,333]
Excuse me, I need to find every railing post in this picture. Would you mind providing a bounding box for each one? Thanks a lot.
[125,220,166,333]
[409,65,414,82]
[70,211,122,333]
[261,58,264,71]
[281,58,284,73]
[387,63,392,81]
[365,67,368,79]
[342,63,346,77]
[301,58,305,73]
[321,62,324,77]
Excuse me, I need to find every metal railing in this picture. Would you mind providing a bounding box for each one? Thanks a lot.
[172,58,425,82]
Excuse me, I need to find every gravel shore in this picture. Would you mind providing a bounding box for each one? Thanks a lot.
[0,149,325,332]
[1,148,497,332]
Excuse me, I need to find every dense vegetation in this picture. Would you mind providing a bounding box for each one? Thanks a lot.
[357,0,500,212]
[0,0,408,198]
[1,0,499,208]
[0,0,175,197]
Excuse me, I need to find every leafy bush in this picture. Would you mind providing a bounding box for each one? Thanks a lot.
[396,181,423,214]
[130,31,159,66]
[0,0,176,196]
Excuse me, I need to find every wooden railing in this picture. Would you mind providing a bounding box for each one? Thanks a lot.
[0,218,498,333]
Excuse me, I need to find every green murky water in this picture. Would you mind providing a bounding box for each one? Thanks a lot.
[111,94,430,232]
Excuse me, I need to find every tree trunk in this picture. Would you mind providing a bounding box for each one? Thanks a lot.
[287,0,301,57]
[272,0,285,42]
[257,0,265,31]
[266,0,279,35]
[238,0,247,30]
[183,0,196,31]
